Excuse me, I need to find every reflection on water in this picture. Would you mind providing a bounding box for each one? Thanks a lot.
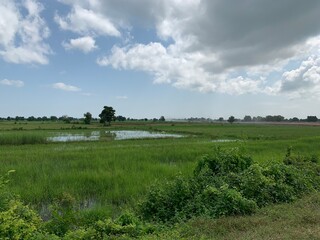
[107,130,183,140]
[47,130,183,142]
[47,131,100,142]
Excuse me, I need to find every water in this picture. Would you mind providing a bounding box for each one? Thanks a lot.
[107,130,183,140]
[47,130,183,142]
[47,131,100,142]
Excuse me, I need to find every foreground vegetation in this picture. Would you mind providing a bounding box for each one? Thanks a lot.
[1,121,320,238]
[1,147,319,239]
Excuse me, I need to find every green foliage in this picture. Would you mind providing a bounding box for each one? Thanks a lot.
[139,147,320,223]
[227,116,235,124]
[99,106,115,125]
[194,147,253,176]
[45,193,78,237]
[0,175,153,239]
[138,176,197,223]
[0,199,44,240]
[83,112,92,125]
[202,185,257,217]
[64,227,97,240]
[0,170,15,211]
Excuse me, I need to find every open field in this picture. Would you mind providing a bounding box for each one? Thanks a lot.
[1,120,320,238]
[1,121,320,205]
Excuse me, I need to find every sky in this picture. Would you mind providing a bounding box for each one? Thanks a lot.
[1,0,320,119]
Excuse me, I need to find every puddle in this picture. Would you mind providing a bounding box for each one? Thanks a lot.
[47,131,100,142]
[107,130,183,140]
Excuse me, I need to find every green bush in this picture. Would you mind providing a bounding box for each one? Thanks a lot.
[138,176,197,222]
[139,147,320,223]
[0,199,44,240]
[194,147,253,176]
[45,193,79,237]
[64,227,97,240]
[202,185,257,217]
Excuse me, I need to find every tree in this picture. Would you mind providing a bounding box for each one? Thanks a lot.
[116,115,126,121]
[227,116,235,124]
[84,112,92,124]
[99,106,116,125]
[307,116,318,122]
[159,116,165,122]
[243,115,252,122]
[50,116,58,121]
[27,116,36,121]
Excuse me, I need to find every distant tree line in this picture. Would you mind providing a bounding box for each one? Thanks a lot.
[2,109,318,125]
[0,105,166,126]
[240,115,318,123]
[185,115,319,123]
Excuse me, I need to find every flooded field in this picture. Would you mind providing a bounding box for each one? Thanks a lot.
[47,130,183,142]
[47,131,100,142]
[108,130,183,140]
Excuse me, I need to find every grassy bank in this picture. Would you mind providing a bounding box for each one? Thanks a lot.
[143,192,320,239]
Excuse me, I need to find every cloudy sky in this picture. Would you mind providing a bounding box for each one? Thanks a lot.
[1,0,320,119]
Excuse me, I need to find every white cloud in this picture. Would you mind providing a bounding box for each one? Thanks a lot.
[63,36,97,53]
[52,82,81,92]
[97,42,263,94]
[0,79,24,87]
[280,55,320,98]
[54,5,120,37]
[59,0,320,96]
[93,0,320,95]
[0,0,51,64]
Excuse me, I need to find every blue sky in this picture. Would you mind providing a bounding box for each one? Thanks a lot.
[1,0,320,119]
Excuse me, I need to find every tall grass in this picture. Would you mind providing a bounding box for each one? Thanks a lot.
[0,131,47,145]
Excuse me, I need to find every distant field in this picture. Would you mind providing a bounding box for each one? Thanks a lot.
[1,120,320,216]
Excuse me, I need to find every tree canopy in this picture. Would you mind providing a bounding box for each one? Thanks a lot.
[99,106,116,125]
[83,112,92,124]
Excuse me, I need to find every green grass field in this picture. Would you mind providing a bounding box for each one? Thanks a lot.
[1,120,320,238]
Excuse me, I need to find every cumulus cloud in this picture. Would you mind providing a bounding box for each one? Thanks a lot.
[280,55,320,98]
[54,5,120,37]
[0,79,24,87]
[52,82,81,92]
[62,36,97,53]
[95,0,320,95]
[97,42,262,94]
[59,0,320,96]
[0,0,51,64]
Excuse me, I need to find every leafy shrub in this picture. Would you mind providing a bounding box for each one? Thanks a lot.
[64,227,97,240]
[138,176,197,223]
[45,192,79,237]
[202,185,257,217]
[194,147,253,176]
[94,212,154,239]
[139,147,320,223]
[0,199,44,240]
[0,170,15,211]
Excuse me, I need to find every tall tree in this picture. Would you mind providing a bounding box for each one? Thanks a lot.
[99,106,116,125]
[84,112,92,124]
[159,116,165,122]
[227,116,235,124]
